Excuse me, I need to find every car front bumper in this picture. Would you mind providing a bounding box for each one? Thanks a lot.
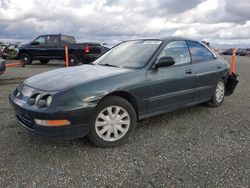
[9,93,95,139]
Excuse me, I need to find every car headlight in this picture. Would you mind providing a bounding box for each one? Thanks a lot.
[37,95,52,108]
[29,94,52,108]
[35,94,41,105]
[45,95,52,107]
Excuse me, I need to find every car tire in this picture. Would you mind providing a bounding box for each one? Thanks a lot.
[88,96,137,147]
[20,53,32,65]
[208,79,225,107]
[68,54,78,66]
[40,59,49,64]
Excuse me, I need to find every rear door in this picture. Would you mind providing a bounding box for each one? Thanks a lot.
[187,41,224,102]
[43,35,62,59]
[146,40,195,113]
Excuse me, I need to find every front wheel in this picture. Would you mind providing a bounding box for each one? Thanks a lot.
[20,53,32,65]
[88,96,137,147]
[209,80,225,107]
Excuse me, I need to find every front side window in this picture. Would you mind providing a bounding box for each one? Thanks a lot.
[158,41,191,65]
[34,36,45,44]
[187,41,215,62]
[94,40,162,68]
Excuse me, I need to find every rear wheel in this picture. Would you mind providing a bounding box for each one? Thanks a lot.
[20,53,32,65]
[40,59,49,64]
[88,96,137,147]
[209,80,225,107]
[68,54,78,66]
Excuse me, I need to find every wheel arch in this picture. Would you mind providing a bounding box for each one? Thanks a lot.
[99,91,139,119]
[221,73,229,84]
[18,50,31,59]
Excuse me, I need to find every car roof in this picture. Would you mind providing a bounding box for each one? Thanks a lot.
[38,34,75,38]
[125,36,200,43]
[160,36,192,41]
[123,36,217,57]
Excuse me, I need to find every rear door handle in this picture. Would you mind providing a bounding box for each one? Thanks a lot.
[185,69,192,74]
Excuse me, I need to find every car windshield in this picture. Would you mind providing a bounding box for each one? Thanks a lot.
[94,40,162,68]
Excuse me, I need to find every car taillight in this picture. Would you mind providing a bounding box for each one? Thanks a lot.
[83,45,91,53]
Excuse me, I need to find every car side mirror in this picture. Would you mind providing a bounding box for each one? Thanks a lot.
[30,41,39,45]
[154,57,175,69]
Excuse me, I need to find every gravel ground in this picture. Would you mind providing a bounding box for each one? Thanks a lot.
[0,57,249,188]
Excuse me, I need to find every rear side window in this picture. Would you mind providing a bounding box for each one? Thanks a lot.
[45,35,59,44]
[187,41,215,62]
[158,41,191,65]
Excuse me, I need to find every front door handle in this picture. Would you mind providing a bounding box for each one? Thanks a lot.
[217,65,223,69]
[185,69,192,74]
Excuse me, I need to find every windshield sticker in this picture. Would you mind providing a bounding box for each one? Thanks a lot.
[143,41,162,45]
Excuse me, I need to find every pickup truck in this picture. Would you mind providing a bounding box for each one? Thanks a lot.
[16,34,106,66]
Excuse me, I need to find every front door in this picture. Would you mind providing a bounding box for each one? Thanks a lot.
[146,40,195,114]
[29,35,47,58]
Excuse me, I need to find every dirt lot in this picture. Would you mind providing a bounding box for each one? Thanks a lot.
[0,57,249,187]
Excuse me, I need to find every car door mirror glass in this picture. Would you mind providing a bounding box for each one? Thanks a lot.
[155,57,175,68]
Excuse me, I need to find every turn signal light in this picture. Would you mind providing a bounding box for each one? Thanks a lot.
[34,119,71,127]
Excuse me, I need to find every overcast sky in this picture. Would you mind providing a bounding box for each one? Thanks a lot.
[0,0,250,47]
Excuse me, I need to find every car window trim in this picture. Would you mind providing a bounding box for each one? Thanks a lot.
[191,57,217,64]
[156,62,192,71]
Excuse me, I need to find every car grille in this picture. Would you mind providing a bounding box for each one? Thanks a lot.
[16,113,34,130]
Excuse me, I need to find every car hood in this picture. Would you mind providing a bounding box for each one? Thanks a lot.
[24,64,133,91]
[18,43,30,49]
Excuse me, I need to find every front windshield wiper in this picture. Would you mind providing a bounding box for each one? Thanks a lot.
[98,63,136,69]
